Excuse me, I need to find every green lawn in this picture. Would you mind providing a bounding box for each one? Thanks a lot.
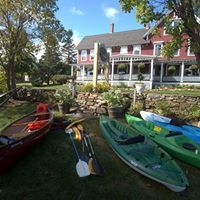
[17,83,68,90]
[1,103,200,199]
[16,82,200,96]
[148,89,200,96]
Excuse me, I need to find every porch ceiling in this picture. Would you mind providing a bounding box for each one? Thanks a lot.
[110,54,155,62]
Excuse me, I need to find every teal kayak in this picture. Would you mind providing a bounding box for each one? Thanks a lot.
[126,114,200,168]
[100,115,188,192]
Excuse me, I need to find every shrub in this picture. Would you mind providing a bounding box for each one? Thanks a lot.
[52,75,70,85]
[79,82,110,93]
[127,102,143,117]
[54,87,74,105]
[101,89,124,108]
[80,83,93,93]
[155,100,175,117]
[187,105,200,121]
[96,82,110,93]
[30,77,43,87]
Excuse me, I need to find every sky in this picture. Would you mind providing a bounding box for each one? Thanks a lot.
[56,0,143,46]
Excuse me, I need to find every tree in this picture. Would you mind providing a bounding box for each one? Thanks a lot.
[119,0,200,70]
[0,0,60,90]
[15,51,37,82]
[61,29,77,64]
[39,29,61,85]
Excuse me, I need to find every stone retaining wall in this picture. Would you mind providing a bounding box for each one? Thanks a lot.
[15,88,200,118]
[75,92,200,117]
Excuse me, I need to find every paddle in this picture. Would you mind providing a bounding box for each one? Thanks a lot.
[65,118,85,130]
[76,125,96,175]
[65,128,90,177]
[77,125,105,176]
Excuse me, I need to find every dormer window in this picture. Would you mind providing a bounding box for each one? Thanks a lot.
[81,50,87,61]
[120,46,128,54]
[164,19,180,35]
[187,39,195,56]
[90,49,94,61]
[133,45,141,55]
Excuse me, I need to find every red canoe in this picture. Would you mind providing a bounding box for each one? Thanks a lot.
[0,104,53,174]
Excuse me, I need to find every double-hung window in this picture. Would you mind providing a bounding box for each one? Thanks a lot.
[90,49,94,61]
[120,46,128,54]
[133,45,141,55]
[81,50,87,61]
[154,42,163,57]
[106,48,112,56]
[174,49,180,57]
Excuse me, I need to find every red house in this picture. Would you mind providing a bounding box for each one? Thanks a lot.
[75,14,199,88]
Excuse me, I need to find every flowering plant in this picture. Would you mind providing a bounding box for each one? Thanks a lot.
[101,89,124,108]
[54,88,74,105]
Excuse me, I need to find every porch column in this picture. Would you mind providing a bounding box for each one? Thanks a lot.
[82,65,85,81]
[71,65,74,76]
[150,59,154,89]
[111,59,114,81]
[129,58,133,81]
[160,63,164,83]
[180,61,185,83]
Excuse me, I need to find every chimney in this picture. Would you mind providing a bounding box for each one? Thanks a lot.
[144,23,150,30]
[110,23,114,33]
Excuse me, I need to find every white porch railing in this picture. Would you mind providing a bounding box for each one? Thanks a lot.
[163,76,181,82]
[76,75,200,83]
[183,76,200,82]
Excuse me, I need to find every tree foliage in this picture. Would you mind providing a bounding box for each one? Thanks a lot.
[119,0,200,70]
[0,0,61,90]
[61,29,77,64]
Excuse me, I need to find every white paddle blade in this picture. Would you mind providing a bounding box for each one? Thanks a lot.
[76,160,90,177]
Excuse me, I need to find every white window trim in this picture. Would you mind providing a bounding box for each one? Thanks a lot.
[106,47,112,56]
[174,49,180,57]
[187,46,195,56]
[120,46,128,54]
[133,45,141,55]
[187,43,195,56]
[163,27,169,36]
[81,50,87,61]
[89,49,94,61]
[153,42,164,57]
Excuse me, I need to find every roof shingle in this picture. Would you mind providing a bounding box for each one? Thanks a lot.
[76,28,149,50]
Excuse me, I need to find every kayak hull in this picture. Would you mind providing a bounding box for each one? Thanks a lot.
[100,115,188,192]
[140,111,200,144]
[126,114,200,168]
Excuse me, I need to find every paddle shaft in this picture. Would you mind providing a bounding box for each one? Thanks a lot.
[76,124,105,176]
[82,134,92,158]
[85,132,95,157]
[68,131,81,160]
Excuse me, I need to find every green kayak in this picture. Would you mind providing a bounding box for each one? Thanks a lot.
[100,116,188,192]
[126,114,200,169]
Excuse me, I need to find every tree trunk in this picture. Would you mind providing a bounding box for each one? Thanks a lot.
[6,57,16,90]
[6,67,12,91]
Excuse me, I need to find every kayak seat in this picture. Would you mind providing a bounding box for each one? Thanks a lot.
[182,143,196,151]
[115,135,145,145]
[165,131,182,137]
[170,118,187,127]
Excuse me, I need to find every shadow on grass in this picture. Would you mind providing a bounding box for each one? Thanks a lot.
[0,112,200,199]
